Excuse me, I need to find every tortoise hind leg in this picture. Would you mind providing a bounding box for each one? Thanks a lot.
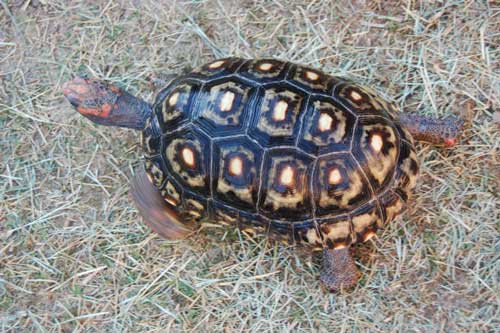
[320,248,360,292]
[130,168,192,240]
[396,114,464,147]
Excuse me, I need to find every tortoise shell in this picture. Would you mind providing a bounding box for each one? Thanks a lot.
[141,58,419,250]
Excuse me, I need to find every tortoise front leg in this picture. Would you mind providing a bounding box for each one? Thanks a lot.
[397,114,464,147]
[148,73,179,92]
[320,248,360,292]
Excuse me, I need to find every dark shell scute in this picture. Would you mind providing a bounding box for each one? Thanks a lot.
[236,58,290,83]
[161,126,211,196]
[212,137,262,212]
[248,84,307,147]
[194,78,258,137]
[298,96,356,155]
[313,153,372,217]
[258,148,314,221]
[287,64,339,94]
[334,82,394,120]
[351,116,400,193]
[181,191,209,223]
[190,58,247,80]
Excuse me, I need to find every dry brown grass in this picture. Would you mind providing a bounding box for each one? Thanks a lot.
[1,0,499,332]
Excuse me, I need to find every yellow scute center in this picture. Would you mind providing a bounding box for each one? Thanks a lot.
[229,157,243,176]
[318,113,333,132]
[219,91,235,112]
[259,62,273,71]
[181,147,195,167]
[280,166,294,186]
[208,60,225,69]
[370,134,384,152]
[306,71,319,81]
[273,100,288,121]
[350,90,362,101]
[328,168,342,185]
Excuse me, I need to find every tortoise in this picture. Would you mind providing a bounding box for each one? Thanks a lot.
[62,57,463,292]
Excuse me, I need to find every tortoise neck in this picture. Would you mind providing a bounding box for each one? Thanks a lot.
[113,89,153,130]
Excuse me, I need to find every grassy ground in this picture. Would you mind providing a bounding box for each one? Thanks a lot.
[1,0,499,332]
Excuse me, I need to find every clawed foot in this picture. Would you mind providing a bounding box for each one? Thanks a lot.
[320,248,360,292]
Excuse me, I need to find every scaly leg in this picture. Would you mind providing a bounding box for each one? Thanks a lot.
[397,114,464,147]
[320,248,360,292]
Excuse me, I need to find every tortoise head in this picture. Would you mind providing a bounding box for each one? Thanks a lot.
[62,76,152,130]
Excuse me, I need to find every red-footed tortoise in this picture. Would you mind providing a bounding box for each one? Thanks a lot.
[62,58,463,292]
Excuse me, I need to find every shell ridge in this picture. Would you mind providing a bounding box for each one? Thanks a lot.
[255,149,267,213]
[348,150,376,198]
[267,146,316,160]
[310,157,319,220]
[294,93,312,147]
[209,138,215,199]
[243,86,264,135]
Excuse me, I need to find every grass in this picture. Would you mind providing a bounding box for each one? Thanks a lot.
[1,0,499,332]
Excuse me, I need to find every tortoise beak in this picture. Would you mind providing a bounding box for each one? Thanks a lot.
[62,77,90,107]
